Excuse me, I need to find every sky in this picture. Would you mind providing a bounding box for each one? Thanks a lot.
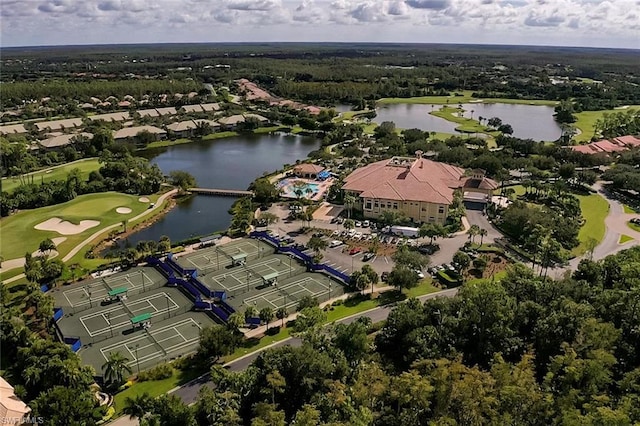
[1,0,639,49]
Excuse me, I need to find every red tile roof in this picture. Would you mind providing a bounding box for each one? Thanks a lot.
[294,163,325,174]
[342,157,465,204]
[571,134,640,154]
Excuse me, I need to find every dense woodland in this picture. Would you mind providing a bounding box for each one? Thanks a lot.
[1,44,639,110]
[111,247,640,426]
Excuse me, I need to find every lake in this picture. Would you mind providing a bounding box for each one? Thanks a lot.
[127,133,320,244]
[374,102,562,141]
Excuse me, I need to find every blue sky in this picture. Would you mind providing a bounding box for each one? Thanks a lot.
[1,0,639,48]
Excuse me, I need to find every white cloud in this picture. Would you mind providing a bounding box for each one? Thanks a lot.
[0,0,638,47]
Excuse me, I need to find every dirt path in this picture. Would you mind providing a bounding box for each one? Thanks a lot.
[2,190,177,284]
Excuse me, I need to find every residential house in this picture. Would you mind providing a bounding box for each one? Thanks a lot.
[218,114,245,130]
[113,125,166,142]
[0,376,31,425]
[34,118,83,133]
[0,124,27,136]
[571,135,640,155]
[35,132,93,150]
[166,120,219,138]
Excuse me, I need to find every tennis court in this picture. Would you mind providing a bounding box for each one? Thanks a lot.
[78,291,184,338]
[200,254,306,297]
[93,314,209,372]
[176,239,273,275]
[53,267,165,313]
[241,274,336,312]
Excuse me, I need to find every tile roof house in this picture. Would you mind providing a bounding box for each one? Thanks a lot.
[342,153,497,224]
[34,118,83,132]
[200,103,221,112]
[137,108,160,118]
[293,163,325,179]
[166,119,219,137]
[156,107,177,116]
[88,112,131,122]
[181,104,205,113]
[36,132,93,150]
[0,124,27,135]
[113,125,166,141]
[572,135,640,155]
[0,376,31,425]
[218,114,245,129]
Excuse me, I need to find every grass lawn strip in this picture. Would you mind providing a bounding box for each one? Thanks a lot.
[619,235,634,244]
[1,158,100,194]
[377,92,558,106]
[623,205,637,214]
[573,106,640,142]
[573,193,609,256]
[628,222,640,233]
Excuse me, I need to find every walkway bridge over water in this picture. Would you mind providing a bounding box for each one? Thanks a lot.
[189,187,254,197]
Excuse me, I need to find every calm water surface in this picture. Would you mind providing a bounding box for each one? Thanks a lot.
[374,102,562,141]
[127,133,320,244]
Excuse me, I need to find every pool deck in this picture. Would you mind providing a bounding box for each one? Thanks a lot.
[278,177,333,201]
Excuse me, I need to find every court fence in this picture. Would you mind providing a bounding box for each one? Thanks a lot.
[250,231,352,285]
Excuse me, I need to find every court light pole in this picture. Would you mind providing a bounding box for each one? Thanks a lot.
[88,290,92,308]
[289,255,293,277]
[246,272,252,292]
[141,270,145,292]
[107,312,113,338]
[165,295,170,318]
[135,344,140,374]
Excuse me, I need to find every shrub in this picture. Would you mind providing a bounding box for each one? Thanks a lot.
[332,299,344,306]
[137,363,174,382]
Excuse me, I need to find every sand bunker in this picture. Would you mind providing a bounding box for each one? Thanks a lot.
[116,207,132,214]
[138,197,150,203]
[34,217,100,235]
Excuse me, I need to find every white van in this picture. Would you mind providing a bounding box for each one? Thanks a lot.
[329,240,343,248]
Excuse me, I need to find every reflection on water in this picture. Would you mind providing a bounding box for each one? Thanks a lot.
[127,133,320,244]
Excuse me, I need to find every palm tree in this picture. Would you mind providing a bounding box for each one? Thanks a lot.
[227,312,245,331]
[467,224,481,244]
[102,351,132,388]
[355,273,371,293]
[308,236,328,259]
[479,228,488,245]
[123,393,155,421]
[259,307,274,331]
[343,194,356,219]
[276,307,288,327]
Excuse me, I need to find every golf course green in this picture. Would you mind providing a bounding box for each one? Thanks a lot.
[0,192,153,262]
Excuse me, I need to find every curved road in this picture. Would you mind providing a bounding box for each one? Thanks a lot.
[170,288,459,405]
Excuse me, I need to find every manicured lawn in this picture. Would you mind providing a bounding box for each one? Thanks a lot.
[377,92,557,106]
[573,106,640,142]
[623,204,637,214]
[430,106,499,136]
[1,158,100,194]
[628,222,640,233]
[404,279,439,298]
[0,192,151,261]
[113,367,205,415]
[573,193,609,256]
[619,235,634,244]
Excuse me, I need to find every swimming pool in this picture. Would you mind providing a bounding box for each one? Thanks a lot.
[278,179,321,198]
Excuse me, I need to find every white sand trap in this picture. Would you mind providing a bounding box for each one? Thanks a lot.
[34,217,100,235]
[116,207,132,214]
[138,197,150,203]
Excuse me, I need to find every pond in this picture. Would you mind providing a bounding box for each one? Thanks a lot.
[374,102,562,141]
[125,133,320,245]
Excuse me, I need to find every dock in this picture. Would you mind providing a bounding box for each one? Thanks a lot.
[189,187,254,197]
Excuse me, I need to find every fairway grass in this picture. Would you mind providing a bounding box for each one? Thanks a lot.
[573,193,609,256]
[573,106,640,142]
[619,235,634,244]
[0,192,150,261]
[378,92,557,107]
[429,106,499,137]
[1,158,100,194]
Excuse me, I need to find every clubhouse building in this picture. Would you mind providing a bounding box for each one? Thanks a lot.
[342,152,498,224]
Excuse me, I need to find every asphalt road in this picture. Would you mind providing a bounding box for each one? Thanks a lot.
[171,288,459,404]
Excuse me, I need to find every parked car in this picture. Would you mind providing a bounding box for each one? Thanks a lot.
[362,220,370,228]
[363,252,375,261]
[332,230,340,236]
[329,240,343,248]
[415,270,425,279]
[354,232,363,239]
[355,221,362,227]
[381,271,389,282]
[349,247,362,255]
